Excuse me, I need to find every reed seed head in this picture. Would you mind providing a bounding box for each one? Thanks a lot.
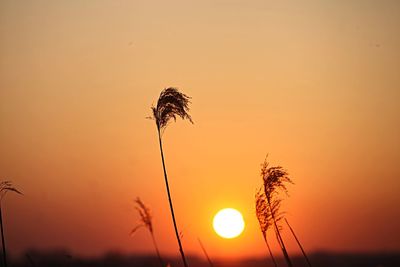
[261,158,293,199]
[151,87,193,132]
[131,197,153,235]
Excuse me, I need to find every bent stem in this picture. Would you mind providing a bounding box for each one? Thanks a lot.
[285,218,312,267]
[0,206,7,267]
[158,129,189,267]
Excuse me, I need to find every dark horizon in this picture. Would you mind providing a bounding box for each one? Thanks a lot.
[8,249,400,267]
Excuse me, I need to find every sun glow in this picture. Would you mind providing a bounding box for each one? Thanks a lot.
[213,208,245,239]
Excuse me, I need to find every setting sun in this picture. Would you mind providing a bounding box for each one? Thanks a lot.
[213,208,245,239]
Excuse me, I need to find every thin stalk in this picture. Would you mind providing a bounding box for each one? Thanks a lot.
[273,227,283,250]
[158,130,189,267]
[0,206,7,267]
[26,254,36,267]
[197,238,214,267]
[267,199,292,267]
[150,231,164,267]
[263,234,278,267]
[285,218,312,267]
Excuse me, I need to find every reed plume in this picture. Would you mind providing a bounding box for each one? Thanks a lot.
[150,87,193,267]
[151,87,193,133]
[131,197,164,267]
[0,181,23,267]
[255,189,279,267]
[260,158,293,267]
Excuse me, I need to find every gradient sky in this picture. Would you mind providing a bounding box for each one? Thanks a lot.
[1,0,400,260]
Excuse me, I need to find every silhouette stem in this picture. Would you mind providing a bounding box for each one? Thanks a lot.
[150,231,164,267]
[267,198,292,267]
[285,218,312,267]
[157,129,189,267]
[0,206,7,267]
[198,238,214,267]
[263,234,278,267]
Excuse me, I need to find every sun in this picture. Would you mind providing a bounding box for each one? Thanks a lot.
[213,208,245,239]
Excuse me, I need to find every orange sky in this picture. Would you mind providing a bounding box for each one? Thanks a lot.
[1,0,400,259]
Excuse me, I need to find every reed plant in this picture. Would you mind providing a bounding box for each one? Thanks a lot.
[258,158,293,267]
[0,181,23,267]
[255,189,279,267]
[150,88,193,267]
[131,197,164,267]
[257,157,314,267]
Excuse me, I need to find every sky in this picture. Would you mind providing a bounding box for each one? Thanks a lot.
[1,0,400,260]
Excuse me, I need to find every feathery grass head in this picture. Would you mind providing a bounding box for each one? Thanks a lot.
[255,189,270,238]
[257,156,291,236]
[256,188,284,237]
[151,87,193,132]
[0,181,22,202]
[261,158,293,199]
[131,197,153,235]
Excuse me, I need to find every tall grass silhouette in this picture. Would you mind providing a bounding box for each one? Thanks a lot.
[258,158,293,267]
[255,189,279,267]
[197,238,214,267]
[131,197,164,267]
[150,88,193,267]
[285,218,312,267]
[0,181,22,267]
[256,157,314,267]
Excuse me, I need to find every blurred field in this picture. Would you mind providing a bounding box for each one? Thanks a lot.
[10,250,400,267]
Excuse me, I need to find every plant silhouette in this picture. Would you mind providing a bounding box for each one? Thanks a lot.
[0,181,22,267]
[131,197,164,267]
[285,218,312,267]
[150,87,193,267]
[260,157,293,267]
[255,188,279,267]
[197,238,214,267]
